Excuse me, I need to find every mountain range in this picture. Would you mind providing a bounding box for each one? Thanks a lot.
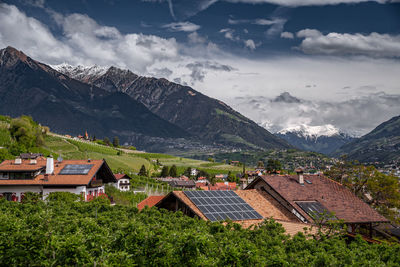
[275,124,355,155]
[54,61,290,151]
[0,46,290,152]
[332,115,400,163]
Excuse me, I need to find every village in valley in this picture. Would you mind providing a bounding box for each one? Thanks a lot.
[1,123,399,244]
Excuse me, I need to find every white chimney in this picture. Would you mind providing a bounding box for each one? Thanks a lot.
[299,173,304,185]
[14,158,22,165]
[295,168,304,185]
[46,157,54,174]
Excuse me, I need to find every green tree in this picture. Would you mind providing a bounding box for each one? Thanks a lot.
[266,159,282,174]
[257,161,264,168]
[227,171,238,183]
[138,164,147,176]
[183,167,192,178]
[169,165,178,177]
[112,136,119,147]
[103,137,111,146]
[160,166,169,177]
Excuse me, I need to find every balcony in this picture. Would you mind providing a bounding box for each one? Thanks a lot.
[119,182,130,186]
[90,179,103,187]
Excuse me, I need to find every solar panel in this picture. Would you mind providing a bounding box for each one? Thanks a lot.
[296,201,335,220]
[59,164,93,175]
[184,190,263,222]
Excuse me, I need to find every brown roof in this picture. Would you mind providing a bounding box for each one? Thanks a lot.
[0,158,113,186]
[114,173,131,180]
[251,175,388,224]
[137,195,165,210]
[161,190,313,236]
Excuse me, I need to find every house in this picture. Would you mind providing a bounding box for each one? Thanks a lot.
[113,173,131,191]
[155,189,316,235]
[167,180,196,189]
[245,170,389,237]
[190,168,198,176]
[137,195,165,210]
[0,156,116,201]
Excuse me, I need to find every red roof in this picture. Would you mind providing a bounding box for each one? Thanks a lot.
[199,182,236,190]
[248,175,388,224]
[0,158,115,186]
[114,173,131,180]
[138,196,165,210]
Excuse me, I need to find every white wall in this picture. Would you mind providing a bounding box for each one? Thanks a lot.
[0,185,42,201]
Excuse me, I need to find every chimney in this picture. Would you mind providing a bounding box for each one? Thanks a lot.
[14,158,22,165]
[295,168,304,185]
[46,156,54,175]
[30,159,37,165]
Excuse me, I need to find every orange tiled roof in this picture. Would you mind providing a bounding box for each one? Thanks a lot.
[252,175,389,224]
[138,195,165,210]
[0,158,109,186]
[114,173,130,180]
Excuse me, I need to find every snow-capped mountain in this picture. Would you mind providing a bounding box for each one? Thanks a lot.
[275,124,356,155]
[52,63,108,82]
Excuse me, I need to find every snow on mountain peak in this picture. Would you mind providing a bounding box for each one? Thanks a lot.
[278,124,341,138]
[52,63,108,80]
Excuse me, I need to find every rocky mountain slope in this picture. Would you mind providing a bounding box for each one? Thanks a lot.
[275,124,355,155]
[332,115,400,163]
[55,64,291,150]
[0,46,189,148]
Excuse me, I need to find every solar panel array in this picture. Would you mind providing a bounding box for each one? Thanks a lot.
[184,190,263,222]
[296,201,335,220]
[59,164,94,175]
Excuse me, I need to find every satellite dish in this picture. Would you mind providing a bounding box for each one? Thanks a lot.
[57,156,63,162]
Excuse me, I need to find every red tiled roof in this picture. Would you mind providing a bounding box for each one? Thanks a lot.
[138,195,165,210]
[114,173,130,180]
[0,158,114,186]
[252,175,388,224]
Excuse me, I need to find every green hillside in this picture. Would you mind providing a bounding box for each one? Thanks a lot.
[333,115,400,163]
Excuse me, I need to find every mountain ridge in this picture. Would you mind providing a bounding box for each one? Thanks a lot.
[332,115,400,163]
[0,46,190,148]
[55,63,291,150]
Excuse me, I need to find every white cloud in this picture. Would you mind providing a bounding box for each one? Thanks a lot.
[162,21,201,32]
[296,29,400,58]
[219,28,239,41]
[245,39,256,50]
[280,31,294,39]
[0,3,180,73]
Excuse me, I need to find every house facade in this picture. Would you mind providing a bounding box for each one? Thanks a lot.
[113,173,131,191]
[0,156,116,201]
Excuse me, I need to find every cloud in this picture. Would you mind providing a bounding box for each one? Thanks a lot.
[280,31,294,39]
[228,17,280,26]
[220,28,239,41]
[162,21,201,32]
[296,29,400,58]
[245,39,256,50]
[0,3,179,73]
[233,91,400,136]
[185,61,235,83]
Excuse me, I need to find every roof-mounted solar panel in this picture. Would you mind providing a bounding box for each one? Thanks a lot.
[184,190,263,222]
[296,201,335,220]
[59,164,94,175]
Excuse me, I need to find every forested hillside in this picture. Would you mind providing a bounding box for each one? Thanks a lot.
[1,195,399,266]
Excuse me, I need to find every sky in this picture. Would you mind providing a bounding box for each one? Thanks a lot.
[0,0,399,136]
